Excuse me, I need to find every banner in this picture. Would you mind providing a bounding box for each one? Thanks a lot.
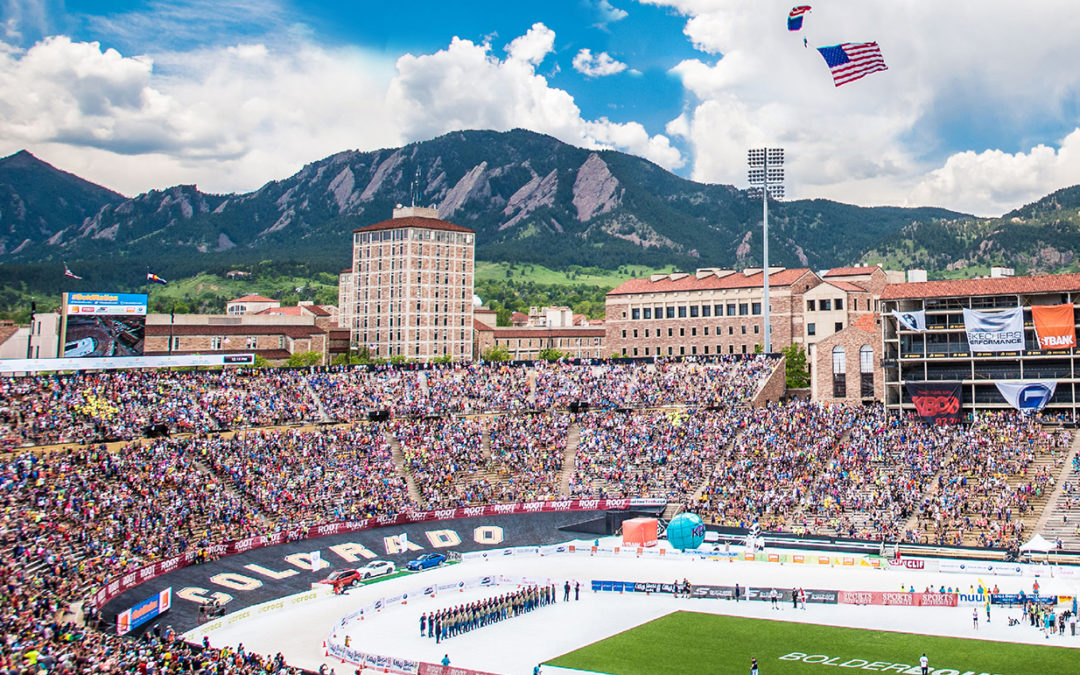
[0,353,255,374]
[995,381,1057,414]
[905,381,962,425]
[117,587,171,635]
[1032,304,1076,350]
[963,307,1024,352]
[891,309,927,332]
[837,590,957,607]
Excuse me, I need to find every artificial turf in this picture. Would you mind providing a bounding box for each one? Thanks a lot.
[547,611,1076,674]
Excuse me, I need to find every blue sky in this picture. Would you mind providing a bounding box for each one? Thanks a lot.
[4,0,1080,216]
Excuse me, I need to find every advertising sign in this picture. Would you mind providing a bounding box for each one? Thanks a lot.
[1031,303,1076,349]
[995,381,1057,414]
[962,307,1025,353]
[63,292,148,358]
[116,587,171,635]
[0,353,256,373]
[905,381,962,425]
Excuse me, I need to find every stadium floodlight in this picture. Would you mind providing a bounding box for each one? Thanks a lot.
[747,147,785,353]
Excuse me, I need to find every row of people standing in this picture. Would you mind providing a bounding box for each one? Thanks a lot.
[421,585,557,643]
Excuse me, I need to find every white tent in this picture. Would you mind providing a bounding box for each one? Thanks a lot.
[1020,533,1055,553]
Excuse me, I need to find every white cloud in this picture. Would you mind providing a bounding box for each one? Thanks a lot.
[572,49,628,78]
[645,0,1080,214]
[593,0,628,28]
[386,25,682,170]
[504,22,555,66]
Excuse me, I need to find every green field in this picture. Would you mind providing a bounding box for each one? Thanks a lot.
[547,611,1074,675]
[475,261,675,287]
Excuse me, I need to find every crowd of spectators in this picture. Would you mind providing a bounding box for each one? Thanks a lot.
[394,418,487,508]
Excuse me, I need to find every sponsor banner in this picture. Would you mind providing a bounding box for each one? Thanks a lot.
[995,381,1057,414]
[65,292,148,315]
[117,587,171,636]
[92,500,625,607]
[837,591,957,607]
[326,643,420,675]
[905,381,962,425]
[963,307,1025,353]
[991,593,1058,606]
[890,309,927,332]
[689,585,836,604]
[0,352,256,373]
[418,663,502,675]
[938,560,1023,576]
[1032,303,1076,350]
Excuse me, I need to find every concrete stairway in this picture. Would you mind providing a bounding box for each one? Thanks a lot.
[1035,432,1080,548]
[302,377,332,422]
[559,423,582,496]
[386,430,424,508]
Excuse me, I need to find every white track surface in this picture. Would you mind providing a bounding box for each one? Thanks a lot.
[202,538,1080,674]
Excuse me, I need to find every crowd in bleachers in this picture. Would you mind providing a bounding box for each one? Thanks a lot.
[2,355,1079,672]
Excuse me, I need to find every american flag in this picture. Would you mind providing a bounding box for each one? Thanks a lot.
[788,5,811,31]
[817,42,887,87]
[63,263,83,280]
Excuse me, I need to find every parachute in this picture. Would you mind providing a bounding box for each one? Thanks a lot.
[788,5,811,31]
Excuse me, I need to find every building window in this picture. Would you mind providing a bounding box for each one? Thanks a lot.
[678,306,687,318]
[679,327,685,337]
[633,329,638,338]
[807,300,815,312]
[704,345,709,354]
[645,329,650,338]
[655,307,663,320]
[633,348,638,356]
[835,322,844,332]
[246,336,257,349]
[702,305,711,318]
[836,298,844,310]
[832,346,846,398]
[211,337,223,350]
[820,299,832,311]
[645,347,650,356]
[741,326,747,335]
[739,303,749,316]
[860,345,874,398]
[691,346,697,355]
[643,308,652,320]
[715,304,724,316]
[680,346,685,355]
[666,307,675,319]
[741,344,747,354]
[171,337,180,350]
[668,328,673,337]
[279,336,286,349]
[704,327,709,336]
[728,326,734,335]
[622,330,626,338]
[727,303,736,316]
[752,302,761,315]
[754,325,759,334]
[807,323,816,336]
[691,327,697,337]
[690,305,699,318]
[668,346,673,356]
[632,308,640,320]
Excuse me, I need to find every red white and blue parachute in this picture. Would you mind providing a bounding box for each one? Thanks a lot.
[788,5,811,31]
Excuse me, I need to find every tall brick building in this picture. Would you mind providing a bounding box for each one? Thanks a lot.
[605,268,820,358]
[340,206,475,361]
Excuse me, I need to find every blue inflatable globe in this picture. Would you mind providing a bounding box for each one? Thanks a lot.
[667,512,706,550]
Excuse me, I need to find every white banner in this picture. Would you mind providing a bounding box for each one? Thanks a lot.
[891,309,927,332]
[995,381,1057,414]
[0,352,255,374]
[310,551,321,571]
[963,308,1025,352]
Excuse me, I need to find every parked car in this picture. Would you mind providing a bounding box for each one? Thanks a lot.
[358,560,396,579]
[406,553,447,571]
[319,569,361,587]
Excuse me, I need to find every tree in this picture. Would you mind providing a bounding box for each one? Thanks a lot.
[431,353,453,364]
[538,347,565,361]
[753,343,764,354]
[496,308,512,327]
[781,343,810,388]
[481,345,511,362]
[285,350,322,367]
[252,354,272,368]
[389,354,410,365]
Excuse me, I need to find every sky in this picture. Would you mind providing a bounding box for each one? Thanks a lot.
[3,1,1080,217]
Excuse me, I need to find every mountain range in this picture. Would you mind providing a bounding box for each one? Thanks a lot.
[2,129,1078,292]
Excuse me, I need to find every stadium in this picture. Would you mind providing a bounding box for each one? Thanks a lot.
[3,356,1080,674]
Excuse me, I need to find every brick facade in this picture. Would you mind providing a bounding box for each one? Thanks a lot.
[811,313,882,403]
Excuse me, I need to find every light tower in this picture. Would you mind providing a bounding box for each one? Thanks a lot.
[747,148,785,353]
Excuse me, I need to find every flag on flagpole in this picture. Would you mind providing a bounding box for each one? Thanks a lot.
[817,42,887,87]
[63,263,83,280]
[147,272,168,285]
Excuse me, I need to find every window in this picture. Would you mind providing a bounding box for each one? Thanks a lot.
[752,302,761,315]
[668,328,673,337]
[704,345,709,354]
[741,326,747,335]
[702,305,711,318]
[678,306,687,318]
[835,298,844,310]
[727,303,736,316]
[655,307,664,320]
[739,303,749,316]
[171,336,180,350]
[715,304,724,316]
[643,308,652,320]
[690,305,699,318]
[704,327,709,336]
[680,346,685,355]
[633,348,638,356]
[807,299,816,312]
[246,336,257,349]
[691,327,697,336]
[835,322,844,332]
[808,323,816,336]
[666,307,675,319]
[754,325,759,334]
[741,345,747,354]
[622,330,626,338]
[820,299,832,311]
[631,308,640,320]
[832,346,846,398]
[645,347,650,356]
[679,328,685,337]
[645,329,650,338]
[728,326,734,335]
[860,345,875,398]
[633,329,638,338]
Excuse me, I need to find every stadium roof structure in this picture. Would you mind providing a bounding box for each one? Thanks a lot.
[881,272,1080,300]
[608,268,813,296]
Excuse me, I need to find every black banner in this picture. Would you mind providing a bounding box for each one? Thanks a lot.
[689,585,836,604]
[905,381,962,425]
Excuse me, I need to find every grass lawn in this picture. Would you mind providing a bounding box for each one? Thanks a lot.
[475,261,675,287]
[547,611,1073,675]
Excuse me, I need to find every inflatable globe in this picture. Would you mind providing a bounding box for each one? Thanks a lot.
[667,512,706,550]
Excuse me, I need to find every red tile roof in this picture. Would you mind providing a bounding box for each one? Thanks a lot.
[0,320,18,347]
[228,294,277,303]
[826,280,869,293]
[255,306,304,316]
[824,266,879,277]
[881,273,1080,300]
[853,313,877,333]
[473,319,494,331]
[608,268,813,296]
[354,216,473,234]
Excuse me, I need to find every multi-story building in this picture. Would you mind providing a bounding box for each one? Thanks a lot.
[143,313,348,365]
[881,271,1080,418]
[472,305,605,360]
[342,206,475,361]
[226,294,279,316]
[605,267,820,358]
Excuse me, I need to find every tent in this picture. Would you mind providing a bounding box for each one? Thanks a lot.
[1019,533,1055,553]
